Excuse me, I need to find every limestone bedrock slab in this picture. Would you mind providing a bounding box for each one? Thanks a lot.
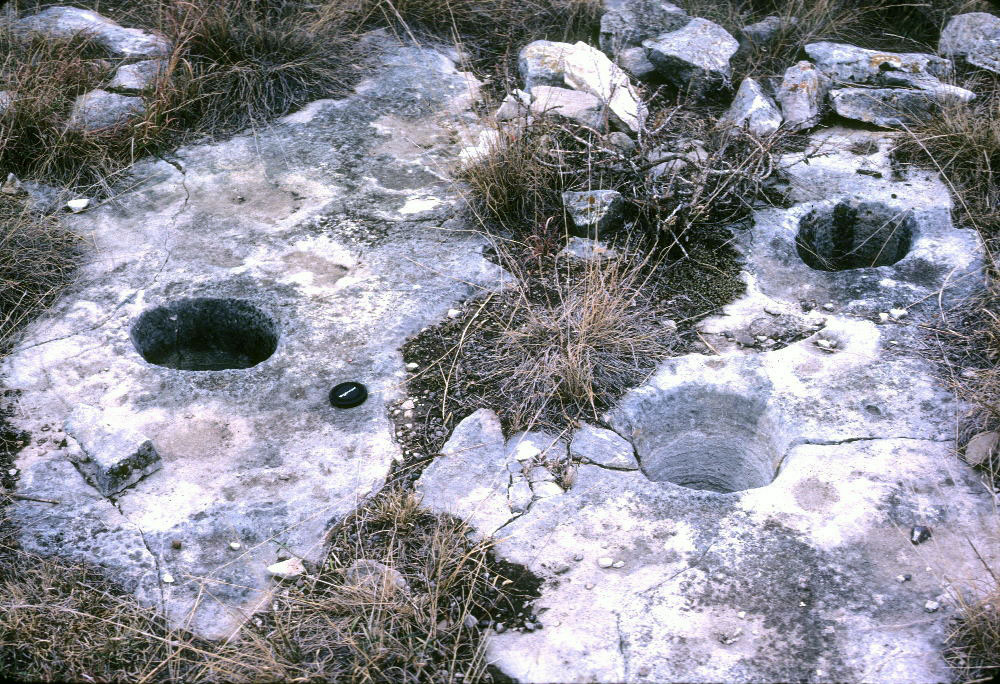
[420,125,997,681]
[4,38,502,639]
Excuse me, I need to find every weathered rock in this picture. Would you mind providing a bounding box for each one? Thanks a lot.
[804,41,974,104]
[558,236,619,262]
[643,18,740,92]
[0,172,26,196]
[414,409,514,535]
[506,431,568,464]
[569,422,637,469]
[64,405,161,497]
[458,128,504,165]
[777,61,831,131]
[5,40,503,640]
[561,189,625,237]
[0,90,13,115]
[829,87,939,128]
[529,85,608,131]
[13,6,171,58]
[66,198,90,213]
[345,559,409,593]
[562,41,646,132]
[940,12,1000,75]
[740,15,797,50]
[599,0,689,55]
[108,59,167,93]
[267,557,305,579]
[508,476,534,513]
[66,89,145,132]
[964,431,999,466]
[616,46,657,80]
[530,480,565,498]
[519,40,574,90]
[722,77,782,136]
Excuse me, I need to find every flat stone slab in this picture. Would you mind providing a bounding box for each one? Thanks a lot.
[64,404,161,496]
[417,125,999,681]
[4,38,500,639]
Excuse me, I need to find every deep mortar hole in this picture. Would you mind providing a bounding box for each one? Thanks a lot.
[632,387,779,494]
[130,298,278,371]
[796,200,915,271]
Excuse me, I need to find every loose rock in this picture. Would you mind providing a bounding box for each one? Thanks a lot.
[66,89,146,132]
[529,85,608,131]
[777,61,830,131]
[964,431,999,466]
[558,236,619,262]
[562,41,646,132]
[643,18,739,93]
[561,189,625,238]
[13,7,171,58]
[722,77,782,136]
[345,559,409,594]
[267,557,305,580]
[828,88,940,128]
[64,405,161,497]
[599,0,688,55]
[940,12,1000,75]
[108,59,167,94]
[519,40,573,90]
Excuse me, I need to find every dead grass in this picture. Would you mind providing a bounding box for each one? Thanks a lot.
[0,489,527,682]
[946,582,1000,683]
[0,196,77,354]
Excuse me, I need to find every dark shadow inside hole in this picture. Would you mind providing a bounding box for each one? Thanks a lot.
[796,200,915,271]
[130,298,278,371]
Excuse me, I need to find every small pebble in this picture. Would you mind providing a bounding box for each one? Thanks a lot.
[612,560,624,568]
[822,303,836,311]
[66,198,90,213]
[229,542,241,551]
[737,611,746,619]
[7,468,17,476]
[585,583,595,590]
[924,600,940,613]
[574,554,584,561]
[889,308,907,320]
[405,362,419,371]
[598,557,614,568]
[910,525,932,545]
[896,574,911,583]
[878,312,890,323]
[162,573,175,584]
[447,308,460,318]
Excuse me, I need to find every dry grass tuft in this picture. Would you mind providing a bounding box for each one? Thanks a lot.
[0,490,525,681]
[0,196,77,354]
[946,582,1000,683]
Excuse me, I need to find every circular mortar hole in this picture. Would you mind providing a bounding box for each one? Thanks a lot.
[636,387,778,493]
[796,199,915,271]
[131,298,278,371]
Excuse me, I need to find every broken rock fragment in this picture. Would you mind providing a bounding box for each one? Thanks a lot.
[643,18,740,93]
[562,41,646,132]
[939,12,1000,75]
[529,85,608,131]
[64,405,161,497]
[519,40,573,90]
[777,61,831,131]
[599,0,688,55]
[722,77,782,136]
[66,89,146,132]
[108,59,167,94]
[561,189,625,238]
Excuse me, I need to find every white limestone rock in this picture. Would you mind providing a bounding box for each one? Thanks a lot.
[940,12,1000,75]
[599,0,688,55]
[569,422,638,469]
[13,6,171,58]
[108,59,167,93]
[828,87,940,128]
[519,40,574,90]
[562,41,646,132]
[722,77,782,136]
[64,405,161,497]
[66,89,145,132]
[777,61,831,131]
[643,18,739,93]
[561,189,625,237]
[529,85,608,131]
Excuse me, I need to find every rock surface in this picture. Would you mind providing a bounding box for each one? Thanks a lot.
[13,6,171,58]
[66,89,146,132]
[519,40,573,90]
[643,18,739,92]
[828,87,939,128]
[5,39,502,639]
[422,125,997,682]
[722,77,782,136]
[940,12,1000,75]
[562,41,645,132]
[108,59,167,93]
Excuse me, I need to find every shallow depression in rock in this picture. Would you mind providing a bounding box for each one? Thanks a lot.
[637,387,779,493]
[796,200,915,271]
[130,298,278,371]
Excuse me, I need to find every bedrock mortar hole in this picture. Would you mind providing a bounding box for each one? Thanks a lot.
[634,387,779,493]
[131,298,278,371]
[796,199,915,271]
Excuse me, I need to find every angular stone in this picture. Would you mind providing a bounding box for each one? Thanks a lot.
[108,59,167,93]
[777,61,831,131]
[940,12,1000,75]
[964,431,999,466]
[506,431,568,463]
[563,41,646,132]
[722,77,782,136]
[519,40,574,90]
[829,87,940,128]
[599,0,689,55]
[66,89,145,132]
[529,85,608,131]
[13,6,171,58]
[530,480,565,498]
[569,422,638,469]
[414,409,514,536]
[740,15,797,50]
[508,476,534,513]
[643,18,740,93]
[494,89,531,121]
[64,405,161,497]
[617,46,657,80]
[266,557,305,579]
[561,189,625,237]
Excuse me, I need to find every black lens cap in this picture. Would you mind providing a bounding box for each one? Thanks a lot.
[329,382,368,408]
